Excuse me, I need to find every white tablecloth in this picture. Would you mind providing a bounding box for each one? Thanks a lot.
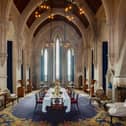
[42,88,71,113]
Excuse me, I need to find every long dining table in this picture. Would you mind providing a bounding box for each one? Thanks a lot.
[42,87,71,113]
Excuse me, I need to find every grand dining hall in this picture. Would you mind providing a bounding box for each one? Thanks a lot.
[0,0,126,126]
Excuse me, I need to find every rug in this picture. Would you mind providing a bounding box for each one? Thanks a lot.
[11,94,97,125]
[0,94,126,126]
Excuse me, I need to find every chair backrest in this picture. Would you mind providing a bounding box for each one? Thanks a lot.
[35,93,43,103]
[71,91,75,98]
[95,89,104,98]
[51,98,64,110]
[75,93,79,101]
[91,80,96,85]
[51,98,63,105]
[38,90,45,98]
[35,93,39,101]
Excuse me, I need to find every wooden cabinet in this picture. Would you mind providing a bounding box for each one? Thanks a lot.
[17,80,25,97]
[17,86,25,97]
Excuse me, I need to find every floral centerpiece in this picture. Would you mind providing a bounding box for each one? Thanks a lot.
[54,80,60,97]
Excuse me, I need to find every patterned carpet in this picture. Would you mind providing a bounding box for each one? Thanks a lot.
[12,94,97,123]
[0,93,126,126]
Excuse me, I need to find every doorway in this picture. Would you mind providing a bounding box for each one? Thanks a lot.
[102,41,108,91]
[7,41,13,93]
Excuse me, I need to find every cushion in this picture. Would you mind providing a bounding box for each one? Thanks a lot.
[3,89,11,97]
[9,94,17,99]
[109,106,126,116]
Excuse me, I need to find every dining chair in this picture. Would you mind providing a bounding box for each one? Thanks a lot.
[38,89,45,100]
[46,97,66,122]
[51,98,64,110]
[3,88,18,106]
[71,93,79,111]
[34,93,43,111]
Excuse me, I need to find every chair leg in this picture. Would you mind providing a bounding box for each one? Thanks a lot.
[71,104,75,111]
[34,104,37,111]
[76,104,80,113]
[110,116,113,126]
[12,100,14,105]
[77,104,79,110]
[17,98,19,103]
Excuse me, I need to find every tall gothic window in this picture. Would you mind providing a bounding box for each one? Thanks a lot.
[55,37,60,80]
[41,48,48,81]
[41,35,75,83]
[44,48,48,81]
[67,49,72,81]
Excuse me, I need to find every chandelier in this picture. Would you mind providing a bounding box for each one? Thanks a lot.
[35,0,85,20]
[35,0,51,18]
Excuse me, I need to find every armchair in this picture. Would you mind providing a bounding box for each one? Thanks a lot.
[107,102,126,125]
[17,80,25,97]
[3,89,18,106]
[90,89,112,108]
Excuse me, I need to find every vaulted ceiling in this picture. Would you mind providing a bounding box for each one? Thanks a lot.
[14,0,102,37]
[33,15,82,37]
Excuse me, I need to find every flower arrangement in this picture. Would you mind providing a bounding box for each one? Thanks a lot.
[54,80,60,97]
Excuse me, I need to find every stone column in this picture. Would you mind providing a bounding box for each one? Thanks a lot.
[0,18,8,89]
[12,41,18,93]
[87,48,92,87]
[75,45,83,88]
[31,50,41,89]
[22,50,28,89]
[0,19,8,66]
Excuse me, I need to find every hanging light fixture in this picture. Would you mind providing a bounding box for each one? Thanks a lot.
[64,0,85,21]
[79,7,85,15]
[64,0,74,21]
[35,0,85,20]
[35,0,50,18]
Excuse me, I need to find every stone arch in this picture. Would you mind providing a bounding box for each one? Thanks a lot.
[31,23,82,86]
[32,22,83,51]
[0,0,13,19]
[51,27,64,42]
[29,9,86,49]
[101,0,111,24]
[6,20,16,41]
[19,0,94,34]
[30,9,84,34]
[6,0,13,19]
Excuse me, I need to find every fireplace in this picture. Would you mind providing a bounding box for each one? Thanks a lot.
[116,86,126,102]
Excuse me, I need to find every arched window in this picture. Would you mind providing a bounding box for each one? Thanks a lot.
[40,35,75,84]
[67,48,74,82]
[67,49,72,81]
[55,37,60,80]
[44,49,48,81]
[41,48,48,82]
